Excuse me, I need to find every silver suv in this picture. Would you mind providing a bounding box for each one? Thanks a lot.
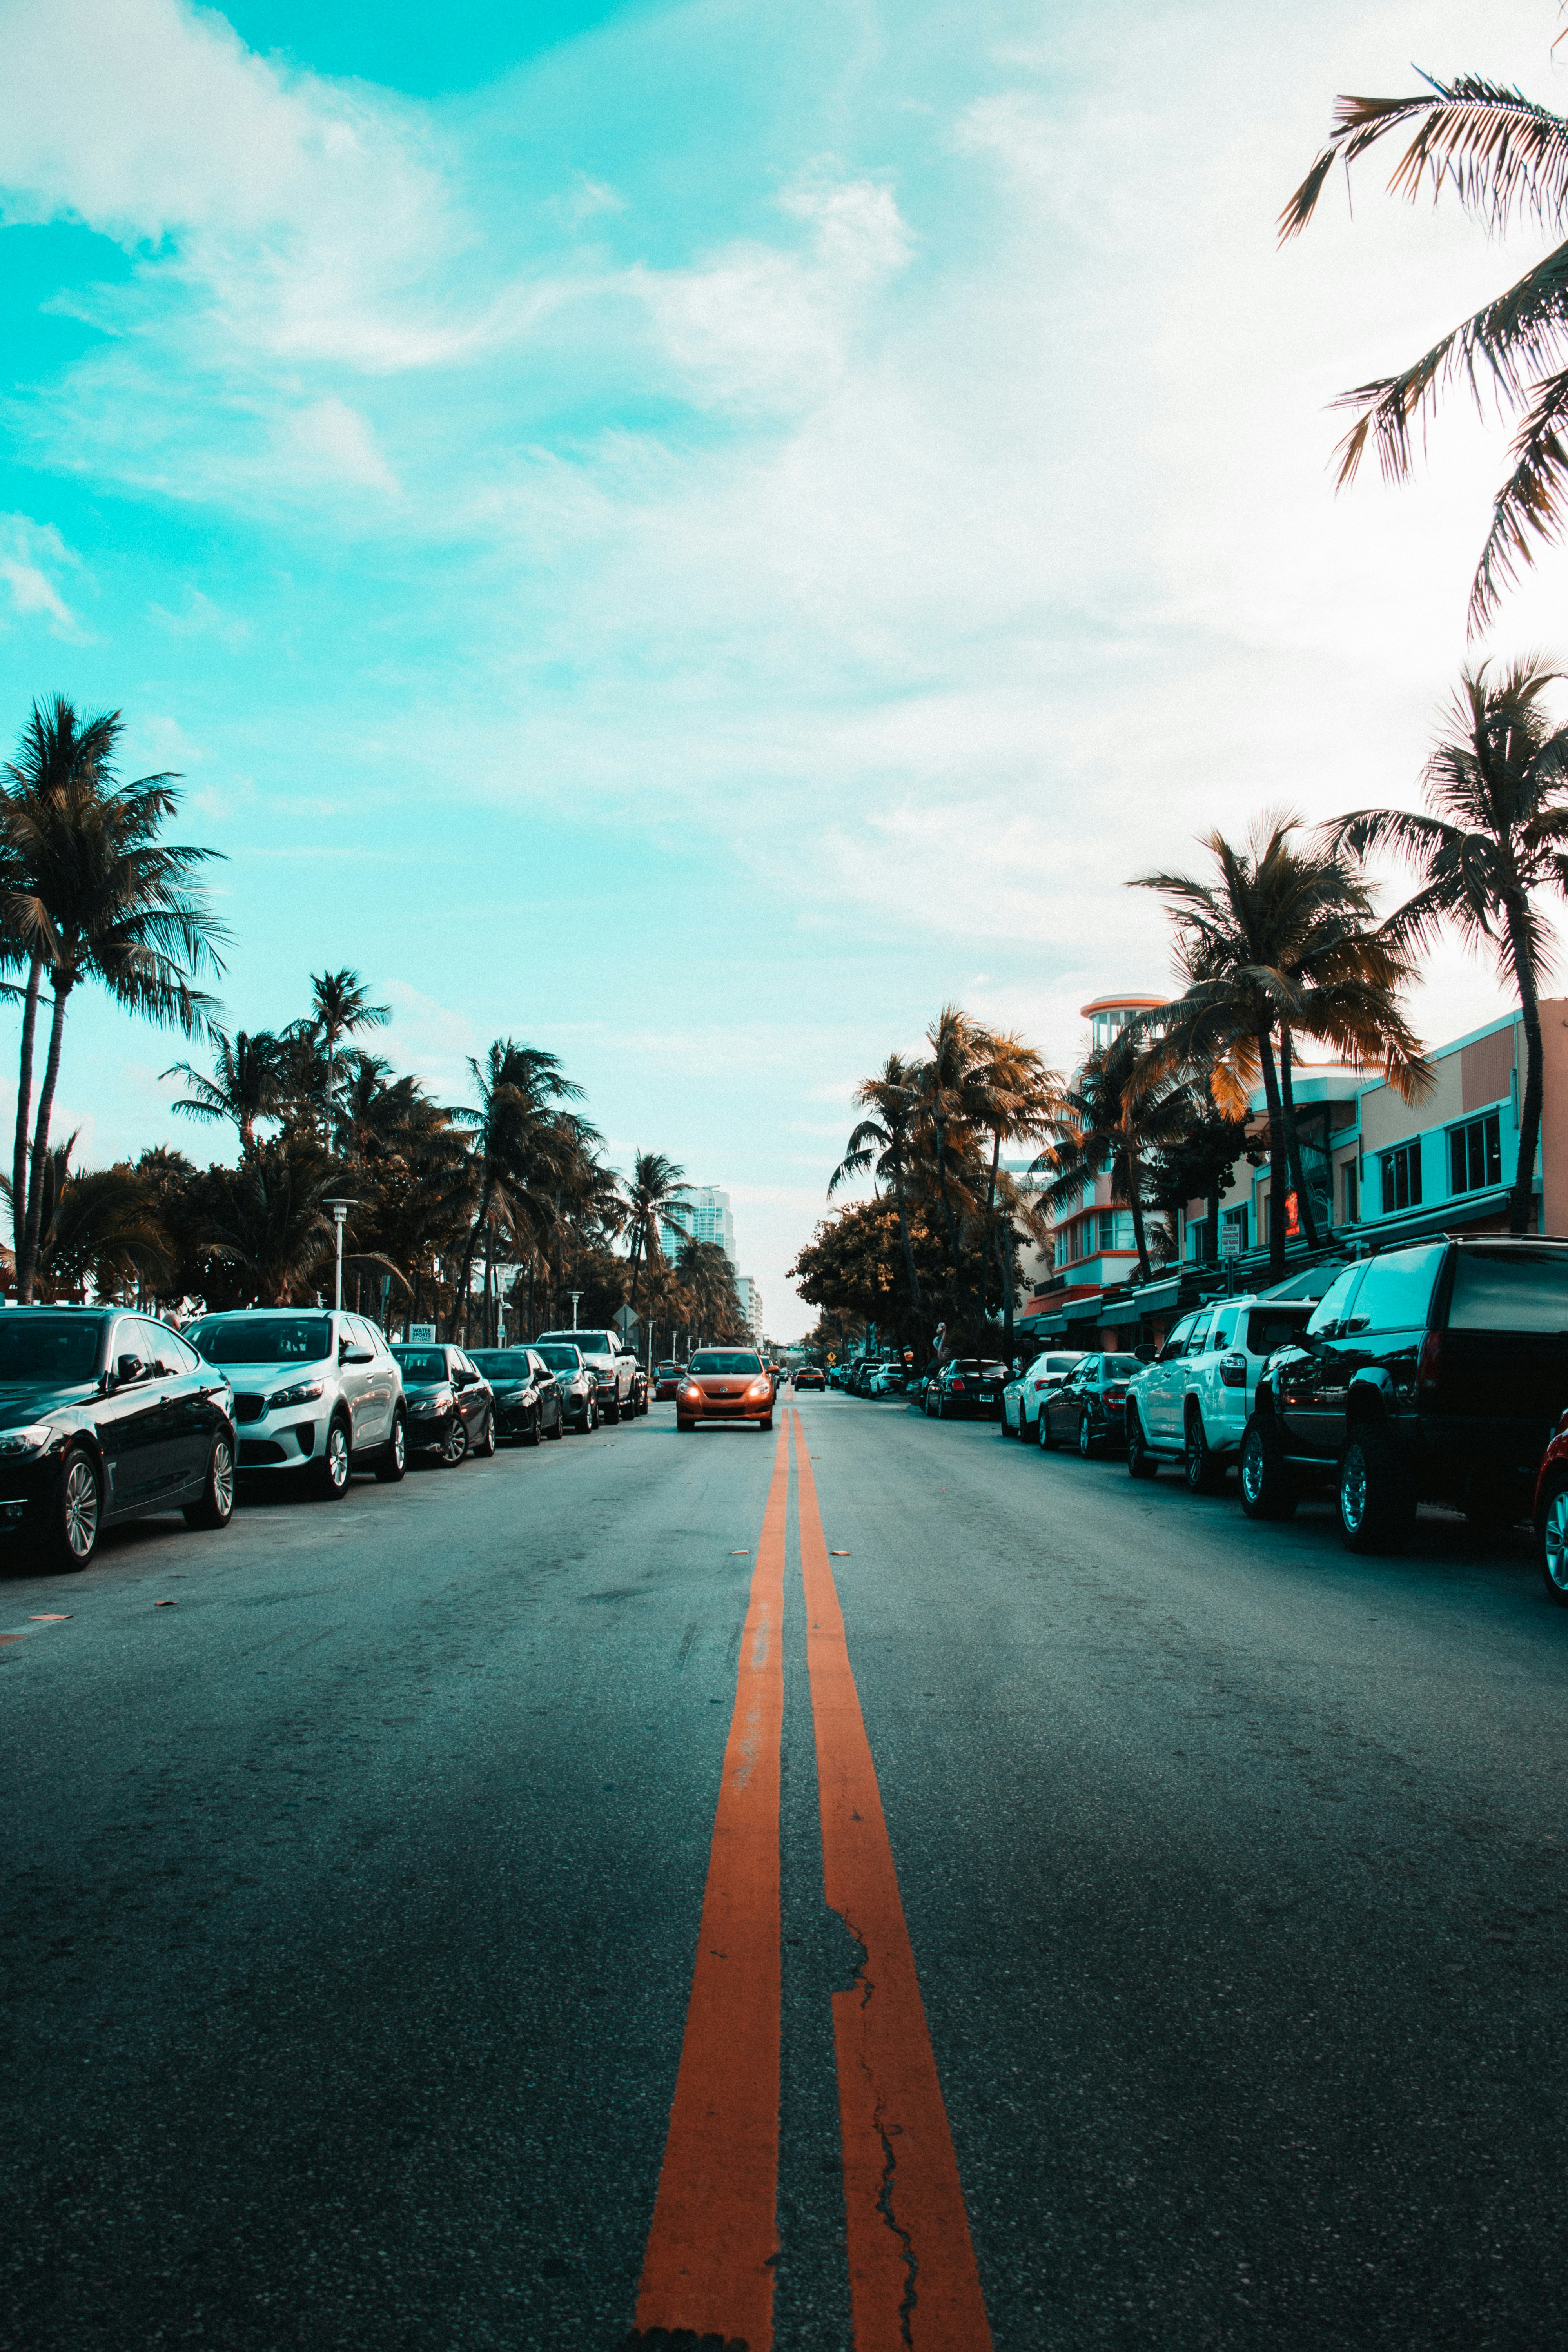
[185,1309,406,1497]
[534,1328,638,1424]
[1123,1292,1316,1492]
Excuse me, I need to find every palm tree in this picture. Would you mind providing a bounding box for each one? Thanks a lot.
[310,968,390,1131]
[678,1238,746,1344]
[199,1136,335,1306]
[622,1151,686,1319]
[969,1031,1060,1363]
[164,1030,281,1149]
[1323,657,1568,1234]
[450,1042,584,1341]
[830,1054,926,1317]
[0,751,226,1301]
[1034,1027,1191,1285]
[1282,73,1568,632]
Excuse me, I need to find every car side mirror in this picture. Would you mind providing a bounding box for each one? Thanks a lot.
[341,1344,374,1365]
[115,1353,146,1386]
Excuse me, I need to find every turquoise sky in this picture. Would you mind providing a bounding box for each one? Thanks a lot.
[0,0,1556,1331]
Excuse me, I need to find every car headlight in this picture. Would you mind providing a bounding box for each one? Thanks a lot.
[0,1423,53,1456]
[267,1379,325,1411]
[746,1379,770,1397]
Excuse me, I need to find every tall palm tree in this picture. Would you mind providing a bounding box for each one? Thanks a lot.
[829,1054,925,1314]
[0,755,226,1301]
[1324,656,1568,1234]
[310,968,390,1131]
[450,1042,583,1341]
[1,698,150,1257]
[164,1030,281,1149]
[199,1135,335,1306]
[622,1151,686,1319]
[1034,1027,1191,1285]
[1282,73,1568,631]
[969,1031,1060,1361]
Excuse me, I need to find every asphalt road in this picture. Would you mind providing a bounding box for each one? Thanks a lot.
[5,1388,1568,2350]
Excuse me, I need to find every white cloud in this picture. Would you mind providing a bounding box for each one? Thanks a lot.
[0,512,83,636]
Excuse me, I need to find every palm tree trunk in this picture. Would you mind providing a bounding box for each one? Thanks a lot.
[20,978,70,1303]
[1278,1027,1321,1250]
[891,1171,922,1310]
[1125,1165,1152,1283]
[454,1175,492,1343]
[12,954,41,1268]
[1257,1022,1289,1278]
[1504,895,1544,1234]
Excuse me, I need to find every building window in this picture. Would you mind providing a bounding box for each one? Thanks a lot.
[1342,1161,1359,1225]
[1380,1140,1422,1214]
[1448,1111,1502,1196]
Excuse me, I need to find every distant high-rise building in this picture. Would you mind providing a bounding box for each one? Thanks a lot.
[661,1185,737,1268]
[736,1276,764,1340]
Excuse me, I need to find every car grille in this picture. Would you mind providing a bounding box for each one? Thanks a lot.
[238,1439,287,1466]
[234,1394,267,1423]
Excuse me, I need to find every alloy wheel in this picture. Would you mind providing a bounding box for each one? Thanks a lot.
[211,1441,235,1521]
[326,1422,350,1492]
[63,1458,99,1559]
[1241,1431,1264,1506]
[1340,1445,1368,1536]
[1544,1490,1568,1598]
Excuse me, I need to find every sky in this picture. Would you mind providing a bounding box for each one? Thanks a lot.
[0,0,1565,1337]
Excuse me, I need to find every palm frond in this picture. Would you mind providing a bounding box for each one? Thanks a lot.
[1281,80,1568,244]
[1468,367,1568,630]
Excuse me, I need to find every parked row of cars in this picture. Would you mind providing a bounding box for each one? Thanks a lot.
[0,1307,652,1574]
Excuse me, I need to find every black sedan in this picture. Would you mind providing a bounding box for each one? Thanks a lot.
[0,1306,236,1571]
[468,1348,564,1445]
[530,1342,600,1432]
[390,1345,495,1464]
[1040,1351,1142,1457]
[923,1358,1007,1419]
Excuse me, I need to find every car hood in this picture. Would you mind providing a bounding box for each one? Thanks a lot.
[401,1380,452,1402]
[0,1380,101,1428]
[223,1360,333,1388]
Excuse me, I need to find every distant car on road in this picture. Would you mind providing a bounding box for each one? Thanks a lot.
[652,1361,683,1401]
[531,1342,600,1431]
[1123,1294,1315,1490]
[390,1343,495,1465]
[677,1349,776,1432]
[793,1365,826,1391]
[1039,1352,1142,1456]
[0,1305,238,1570]
[1001,1350,1086,1439]
[189,1308,405,1498]
[924,1358,1007,1419]
[467,1348,564,1445]
[534,1328,638,1423]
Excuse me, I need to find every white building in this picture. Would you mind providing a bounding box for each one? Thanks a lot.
[662,1184,737,1267]
[736,1275,764,1340]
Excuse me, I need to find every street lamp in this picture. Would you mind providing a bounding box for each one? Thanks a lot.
[570,1289,582,1330]
[323,1199,358,1313]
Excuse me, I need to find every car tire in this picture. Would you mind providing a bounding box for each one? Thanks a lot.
[545,1405,564,1439]
[1238,1413,1296,1521]
[1337,1426,1414,1555]
[586,1398,600,1432]
[1126,1408,1158,1480]
[1539,1480,1568,1605]
[639,1392,649,1417]
[677,1416,694,1433]
[438,1416,468,1468]
[314,1414,353,1500]
[374,1412,407,1483]
[184,1434,236,1529]
[1038,1409,1057,1453]
[1077,1410,1097,1460]
[1184,1410,1225,1495]
[523,1406,542,1447]
[44,1443,102,1571]
[475,1411,497,1459]
[760,1413,773,1432]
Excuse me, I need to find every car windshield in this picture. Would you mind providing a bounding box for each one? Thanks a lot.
[469,1351,533,1379]
[0,1314,102,1383]
[542,1330,614,1354]
[191,1316,332,1365]
[1448,1248,1568,1334]
[534,1346,583,1372]
[690,1352,763,1376]
[392,1349,448,1383]
[1103,1355,1141,1379]
[949,1358,1004,1375]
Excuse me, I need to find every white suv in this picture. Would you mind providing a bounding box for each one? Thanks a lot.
[534,1328,639,1425]
[1123,1293,1316,1493]
[185,1308,406,1496]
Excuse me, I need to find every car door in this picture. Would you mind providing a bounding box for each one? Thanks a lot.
[334,1315,375,1451]
[1174,1310,1214,1440]
[529,1350,560,1430]
[1059,1357,1097,1442]
[1274,1264,1366,1454]
[350,1317,394,1446]
[147,1320,221,1491]
[96,1316,176,1512]
[452,1349,487,1443]
[1203,1303,1244,1444]
[1146,1319,1196,1445]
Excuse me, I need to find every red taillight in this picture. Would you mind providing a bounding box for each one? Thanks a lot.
[1219,1351,1246,1388]
[951,1379,965,1392]
[1418,1329,1443,1397]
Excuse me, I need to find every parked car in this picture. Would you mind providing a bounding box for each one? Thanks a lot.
[1123,1293,1316,1490]
[189,1308,404,1497]
[532,1341,600,1430]
[652,1361,684,1401]
[794,1365,826,1391]
[1039,1351,1142,1456]
[676,1348,776,1431]
[924,1358,1007,1419]
[0,1306,236,1571]
[629,1365,650,1416]
[390,1343,495,1465]
[826,1366,850,1390]
[1242,1237,1568,1552]
[534,1328,638,1423]
[1001,1350,1086,1439]
[467,1348,564,1445]
[868,1361,913,1397]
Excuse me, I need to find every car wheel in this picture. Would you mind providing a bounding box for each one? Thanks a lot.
[677,1416,694,1433]
[1126,1408,1157,1481]
[1077,1410,1097,1460]
[184,1434,236,1529]
[545,1402,564,1439]
[1238,1413,1296,1521]
[475,1411,497,1459]
[1184,1410,1225,1495]
[44,1444,102,1572]
[314,1414,352,1499]
[603,1396,621,1426]
[1038,1408,1057,1452]
[1338,1427,1414,1555]
[523,1406,542,1447]
[639,1391,649,1417]
[759,1413,773,1432]
[374,1411,407,1483]
[586,1397,600,1432]
[439,1415,468,1468]
[1540,1481,1568,1605]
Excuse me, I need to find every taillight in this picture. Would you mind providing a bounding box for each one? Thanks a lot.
[1417,1329,1442,1397]
[1032,1378,1047,1391]
[1219,1351,1246,1388]
[951,1379,965,1392]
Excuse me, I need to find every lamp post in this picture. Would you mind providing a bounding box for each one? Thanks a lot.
[570,1289,581,1330]
[323,1200,357,1313]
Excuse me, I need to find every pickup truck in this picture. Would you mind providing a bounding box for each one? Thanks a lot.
[1123,1292,1316,1492]
[534,1328,640,1425]
[1238,1236,1568,1552]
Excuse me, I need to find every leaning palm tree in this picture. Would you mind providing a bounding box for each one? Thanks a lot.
[0,755,226,1301]
[1324,656,1568,1234]
[164,1030,281,1150]
[829,1054,926,1316]
[622,1151,686,1318]
[1282,71,1568,631]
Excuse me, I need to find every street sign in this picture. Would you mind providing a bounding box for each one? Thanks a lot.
[1218,1225,1241,1259]
[408,1321,436,1343]
[613,1304,641,1336]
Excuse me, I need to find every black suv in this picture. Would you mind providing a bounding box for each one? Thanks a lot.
[1238,1237,1568,1552]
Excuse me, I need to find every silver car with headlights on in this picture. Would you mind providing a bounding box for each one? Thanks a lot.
[183,1309,406,1498]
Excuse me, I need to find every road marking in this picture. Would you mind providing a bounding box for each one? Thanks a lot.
[633,1418,789,2350]
[791,1410,992,2352]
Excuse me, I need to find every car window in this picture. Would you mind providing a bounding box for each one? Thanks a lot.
[392,1348,448,1383]
[1348,1245,1445,1334]
[1211,1308,1241,1350]
[1103,1355,1141,1379]
[1047,1354,1082,1376]
[1447,1248,1568,1335]
[1246,1308,1310,1356]
[1158,1318,1196,1365]
[1076,1356,1100,1383]
[1186,1313,1214,1356]
[152,1325,200,1375]
[1305,1265,1363,1339]
[132,1317,179,1373]
[190,1314,333,1364]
